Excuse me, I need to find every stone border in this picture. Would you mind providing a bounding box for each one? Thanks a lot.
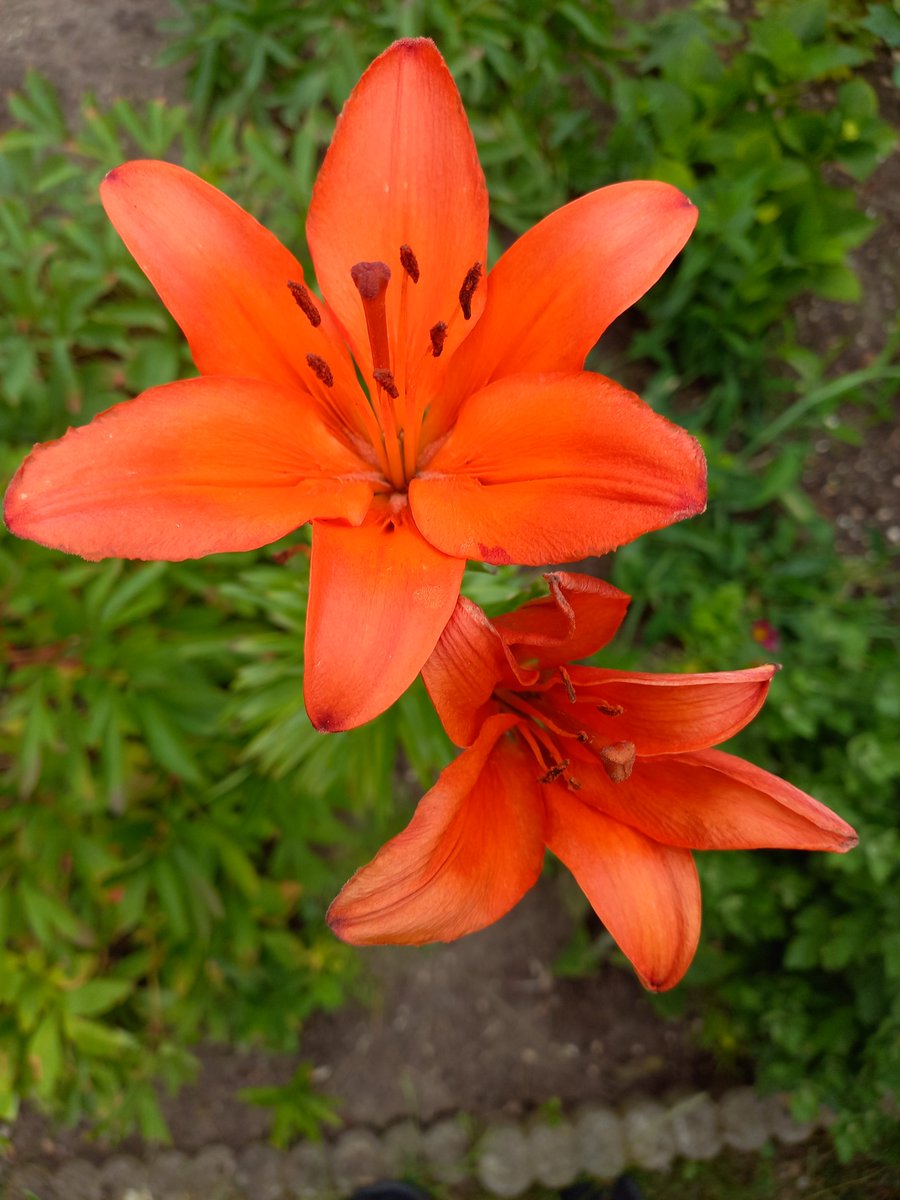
[0,1088,822,1199]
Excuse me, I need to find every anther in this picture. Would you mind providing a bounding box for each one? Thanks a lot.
[458,261,483,320]
[399,244,420,283]
[373,368,399,399]
[576,731,592,744]
[599,741,636,784]
[559,666,577,704]
[429,321,448,358]
[306,354,334,388]
[597,700,625,717]
[287,280,321,327]
[351,260,392,372]
[539,760,569,785]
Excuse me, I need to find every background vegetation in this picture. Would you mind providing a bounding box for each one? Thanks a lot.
[1,0,897,1169]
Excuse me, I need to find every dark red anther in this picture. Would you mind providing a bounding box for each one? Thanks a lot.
[306,354,334,388]
[429,321,448,358]
[539,760,569,785]
[373,368,399,399]
[287,280,321,327]
[597,700,625,717]
[599,741,636,783]
[399,244,420,283]
[458,261,483,320]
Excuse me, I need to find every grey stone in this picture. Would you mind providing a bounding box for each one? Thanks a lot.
[476,1124,533,1198]
[668,1092,722,1161]
[529,1119,579,1189]
[574,1106,625,1180]
[719,1087,771,1152]
[283,1140,333,1199]
[381,1119,422,1176]
[421,1116,470,1184]
[144,1151,183,1198]
[763,1093,816,1145]
[5,1164,58,1200]
[99,1155,150,1200]
[147,1149,191,1199]
[186,1145,239,1198]
[330,1130,387,1192]
[623,1099,676,1171]
[54,1159,103,1200]
[236,1144,286,1200]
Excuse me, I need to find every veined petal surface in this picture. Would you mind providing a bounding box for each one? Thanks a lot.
[421,595,511,747]
[493,572,630,668]
[307,39,489,390]
[563,665,776,755]
[4,377,373,560]
[427,181,697,436]
[411,372,706,565]
[100,160,359,401]
[545,791,701,991]
[304,504,465,732]
[598,748,857,852]
[328,716,543,944]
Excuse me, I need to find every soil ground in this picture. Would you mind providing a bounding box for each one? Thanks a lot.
[1,0,896,1170]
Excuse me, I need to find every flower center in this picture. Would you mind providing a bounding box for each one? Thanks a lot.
[289,248,483,491]
[496,667,635,789]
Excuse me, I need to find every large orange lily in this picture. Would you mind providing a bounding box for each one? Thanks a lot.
[328,574,857,990]
[4,40,705,732]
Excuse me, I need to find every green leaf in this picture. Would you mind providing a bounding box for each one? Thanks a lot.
[63,978,133,1017]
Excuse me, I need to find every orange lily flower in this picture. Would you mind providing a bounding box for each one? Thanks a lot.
[328,574,857,990]
[4,40,705,732]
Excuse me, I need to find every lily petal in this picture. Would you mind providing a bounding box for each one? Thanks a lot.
[307,39,489,392]
[100,160,359,402]
[3,377,373,560]
[493,572,630,668]
[328,715,543,944]
[304,503,465,732]
[563,665,776,755]
[411,372,706,566]
[428,180,697,437]
[545,790,701,991]
[584,748,856,852]
[421,595,511,747]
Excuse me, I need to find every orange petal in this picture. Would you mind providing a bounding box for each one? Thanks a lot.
[587,748,856,852]
[421,596,511,747]
[4,377,374,561]
[306,39,488,392]
[562,665,776,755]
[100,160,359,404]
[428,180,697,437]
[493,572,630,668]
[545,790,701,991]
[411,372,706,566]
[304,502,465,732]
[328,715,543,944]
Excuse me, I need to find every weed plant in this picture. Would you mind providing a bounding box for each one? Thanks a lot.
[0,0,898,1157]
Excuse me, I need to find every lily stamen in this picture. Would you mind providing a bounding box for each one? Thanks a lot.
[458,261,483,320]
[373,368,400,399]
[429,321,448,357]
[306,353,334,388]
[287,280,321,327]
[399,244,420,282]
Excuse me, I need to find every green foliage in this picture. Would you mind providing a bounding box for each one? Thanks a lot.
[239,1065,341,1148]
[1,0,898,1159]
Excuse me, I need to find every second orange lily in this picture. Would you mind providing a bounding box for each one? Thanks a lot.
[4,40,705,732]
[328,574,857,990]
